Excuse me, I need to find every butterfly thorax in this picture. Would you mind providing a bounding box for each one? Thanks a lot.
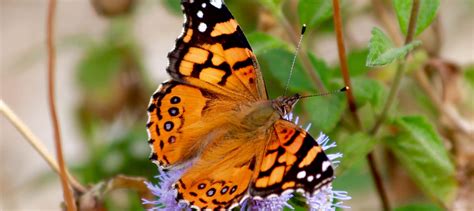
[240,94,300,130]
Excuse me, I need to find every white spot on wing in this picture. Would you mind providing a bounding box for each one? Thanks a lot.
[210,0,222,8]
[316,174,321,179]
[297,171,306,179]
[322,161,331,172]
[197,10,203,18]
[198,22,207,32]
[307,175,314,182]
[201,3,206,8]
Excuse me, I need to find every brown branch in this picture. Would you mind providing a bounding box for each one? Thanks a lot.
[0,101,86,193]
[331,0,360,126]
[46,0,77,210]
[331,0,390,210]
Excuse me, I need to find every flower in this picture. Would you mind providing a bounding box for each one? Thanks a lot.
[144,113,350,210]
[241,193,294,210]
[142,167,191,211]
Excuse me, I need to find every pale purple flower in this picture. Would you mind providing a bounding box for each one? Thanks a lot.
[144,113,350,210]
[241,193,294,210]
[142,167,191,211]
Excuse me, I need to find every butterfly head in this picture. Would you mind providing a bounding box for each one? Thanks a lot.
[272,94,301,117]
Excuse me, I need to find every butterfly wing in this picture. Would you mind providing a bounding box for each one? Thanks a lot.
[174,133,269,209]
[169,0,267,100]
[250,120,334,198]
[147,80,235,168]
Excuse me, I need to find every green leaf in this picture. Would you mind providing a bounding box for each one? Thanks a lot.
[393,0,440,36]
[386,116,457,205]
[77,45,123,90]
[298,0,333,27]
[332,49,370,77]
[351,77,386,110]
[247,32,289,55]
[257,0,283,13]
[347,49,370,76]
[366,27,422,67]
[308,52,333,87]
[393,203,443,211]
[336,132,377,175]
[257,48,316,93]
[162,0,182,14]
[304,94,346,132]
[464,65,474,88]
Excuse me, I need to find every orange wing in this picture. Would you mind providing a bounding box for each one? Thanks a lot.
[174,134,269,210]
[250,120,334,197]
[147,80,233,168]
[168,0,267,101]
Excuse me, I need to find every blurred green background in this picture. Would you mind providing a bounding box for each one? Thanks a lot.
[1,0,473,210]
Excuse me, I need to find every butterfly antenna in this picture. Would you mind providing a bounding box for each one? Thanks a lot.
[299,86,349,99]
[284,24,307,96]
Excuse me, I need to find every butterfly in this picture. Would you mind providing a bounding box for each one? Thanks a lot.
[146,0,334,209]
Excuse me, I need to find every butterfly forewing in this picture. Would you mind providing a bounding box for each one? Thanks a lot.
[147,80,227,167]
[168,0,267,100]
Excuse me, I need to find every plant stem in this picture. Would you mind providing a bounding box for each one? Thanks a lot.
[331,0,360,126]
[370,0,420,135]
[331,0,390,210]
[46,0,77,209]
[0,101,86,193]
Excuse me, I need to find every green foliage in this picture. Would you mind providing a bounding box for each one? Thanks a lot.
[77,44,123,91]
[393,0,440,36]
[464,65,474,88]
[351,77,387,110]
[77,18,140,94]
[345,49,370,76]
[162,0,182,14]
[247,32,290,55]
[297,0,333,27]
[366,27,421,67]
[305,94,347,132]
[308,52,333,87]
[336,132,377,175]
[393,203,443,211]
[386,116,458,205]
[257,0,284,13]
[257,48,316,93]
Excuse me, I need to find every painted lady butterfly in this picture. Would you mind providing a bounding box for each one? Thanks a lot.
[146,0,334,209]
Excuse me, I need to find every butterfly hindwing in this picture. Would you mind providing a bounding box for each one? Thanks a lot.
[174,134,269,210]
[250,120,334,197]
[168,0,267,100]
